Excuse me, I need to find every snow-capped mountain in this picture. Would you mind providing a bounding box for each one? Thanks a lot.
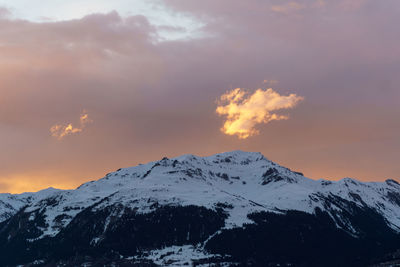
[1,151,399,266]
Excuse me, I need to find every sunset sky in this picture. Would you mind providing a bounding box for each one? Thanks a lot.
[1,0,399,193]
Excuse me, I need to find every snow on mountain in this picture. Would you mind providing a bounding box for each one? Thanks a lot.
[0,187,60,222]
[1,150,399,239]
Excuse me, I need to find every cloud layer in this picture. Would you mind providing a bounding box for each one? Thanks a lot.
[217,88,303,139]
[0,0,400,192]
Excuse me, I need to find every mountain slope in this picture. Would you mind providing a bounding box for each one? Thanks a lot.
[0,151,399,266]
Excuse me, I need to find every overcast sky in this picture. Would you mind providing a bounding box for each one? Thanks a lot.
[0,0,399,193]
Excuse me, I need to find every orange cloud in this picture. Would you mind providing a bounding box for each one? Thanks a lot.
[50,111,92,140]
[271,2,305,15]
[263,79,279,86]
[216,88,304,139]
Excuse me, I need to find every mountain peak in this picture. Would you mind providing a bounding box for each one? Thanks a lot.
[386,178,400,187]
[171,150,267,164]
[2,151,400,242]
[1,151,400,266]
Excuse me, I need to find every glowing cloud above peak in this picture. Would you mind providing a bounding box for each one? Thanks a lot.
[50,111,93,140]
[216,88,304,139]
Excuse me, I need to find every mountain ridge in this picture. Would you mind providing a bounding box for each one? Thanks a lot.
[0,150,399,266]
